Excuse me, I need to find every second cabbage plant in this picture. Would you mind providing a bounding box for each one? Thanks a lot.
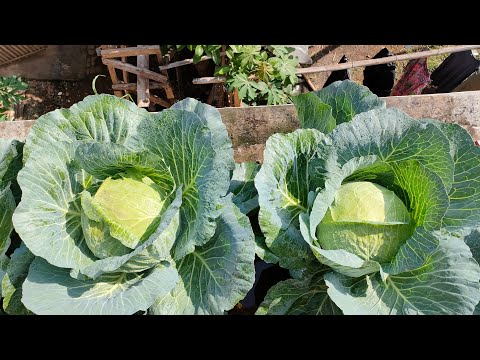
[255,80,480,315]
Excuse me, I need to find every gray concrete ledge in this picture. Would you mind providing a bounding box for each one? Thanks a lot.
[2,91,480,163]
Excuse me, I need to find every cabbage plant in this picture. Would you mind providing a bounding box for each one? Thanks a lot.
[0,138,23,302]
[255,80,480,315]
[7,95,255,315]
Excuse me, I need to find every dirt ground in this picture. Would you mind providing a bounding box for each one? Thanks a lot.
[15,73,114,120]
[11,45,454,119]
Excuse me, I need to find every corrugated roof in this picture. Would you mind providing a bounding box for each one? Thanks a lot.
[0,45,48,67]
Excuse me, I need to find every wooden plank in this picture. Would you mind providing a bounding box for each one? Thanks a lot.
[137,49,150,108]
[101,45,161,59]
[107,65,123,97]
[164,85,175,100]
[121,59,129,91]
[120,46,129,94]
[104,45,124,97]
[156,47,175,102]
[102,59,167,84]
[233,88,241,107]
[3,91,480,163]
[112,82,164,91]
[158,51,226,71]
[149,94,171,108]
[159,55,212,70]
[192,76,226,84]
[303,74,318,91]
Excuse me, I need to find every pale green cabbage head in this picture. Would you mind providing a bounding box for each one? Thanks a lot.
[316,181,413,263]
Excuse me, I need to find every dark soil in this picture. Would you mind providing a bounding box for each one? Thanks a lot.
[15,73,114,120]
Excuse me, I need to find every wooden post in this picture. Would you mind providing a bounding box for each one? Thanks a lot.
[105,45,123,97]
[137,46,150,108]
[120,45,129,96]
[102,59,167,83]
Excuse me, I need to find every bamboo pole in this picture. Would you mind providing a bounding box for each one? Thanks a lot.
[296,45,480,75]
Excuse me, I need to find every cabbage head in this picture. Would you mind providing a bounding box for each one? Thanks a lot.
[255,80,480,315]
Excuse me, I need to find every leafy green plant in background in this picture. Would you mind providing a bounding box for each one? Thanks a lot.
[0,76,28,122]
[5,95,255,315]
[254,80,480,315]
[164,45,300,106]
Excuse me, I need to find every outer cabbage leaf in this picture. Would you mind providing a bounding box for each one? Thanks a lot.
[465,228,480,314]
[0,139,23,257]
[1,244,35,315]
[255,129,327,271]
[228,162,260,215]
[22,94,148,162]
[130,103,234,260]
[149,196,255,315]
[21,257,178,315]
[292,80,385,132]
[256,266,341,315]
[325,234,480,315]
[421,121,480,232]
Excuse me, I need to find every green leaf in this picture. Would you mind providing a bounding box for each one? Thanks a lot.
[75,142,175,196]
[465,228,480,315]
[390,160,449,230]
[1,244,35,315]
[255,60,275,82]
[427,122,480,231]
[193,45,205,64]
[255,129,327,270]
[228,73,258,102]
[0,187,15,258]
[325,234,480,314]
[256,267,342,315]
[13,141,96,270]
[211,51,221,65]
[23,94,148,163]
[0,254,8,297]
[132,98,233,259]
[0,138,23,201]
[383,227,441,275]
[171,97,233,158]
[22,257,179,315]
[254,234,279,264]
[268,55,298,84]
[149,196,255,314]
[329,108,454,192]
[228,162,260,215]
[306,80,385,125]
[292,93,336,133]
[236,45,261,68]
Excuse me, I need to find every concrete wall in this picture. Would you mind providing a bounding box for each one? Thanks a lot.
[1,91,480,163]
[0,45,99,81]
